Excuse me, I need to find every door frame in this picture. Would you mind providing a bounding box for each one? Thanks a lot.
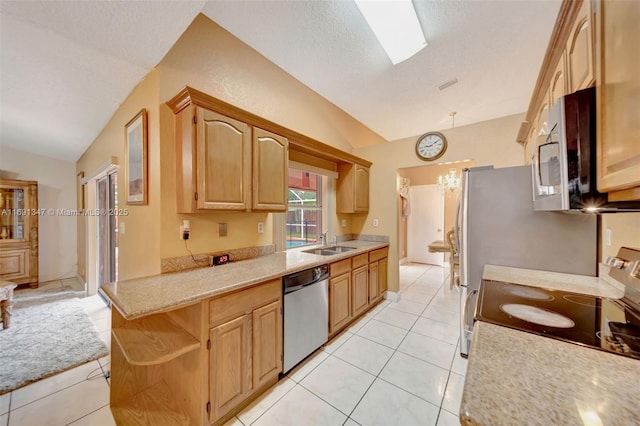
[82,158,118,296]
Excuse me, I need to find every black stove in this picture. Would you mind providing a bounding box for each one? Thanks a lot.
[476,247,640,361]
[475,280,640,359]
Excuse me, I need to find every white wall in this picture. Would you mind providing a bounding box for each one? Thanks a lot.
[0,146,78,281]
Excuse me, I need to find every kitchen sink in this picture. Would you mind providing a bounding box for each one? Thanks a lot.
[324,246,356,252]
[301,246,356,255]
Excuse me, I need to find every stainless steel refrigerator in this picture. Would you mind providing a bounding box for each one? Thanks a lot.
[456,165,598,356]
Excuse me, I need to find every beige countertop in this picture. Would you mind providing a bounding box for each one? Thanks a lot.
[460,265,639,425]
[102,240,388,320]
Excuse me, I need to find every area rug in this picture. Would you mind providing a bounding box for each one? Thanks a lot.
[12,285,83,310]
[0,298,109,394]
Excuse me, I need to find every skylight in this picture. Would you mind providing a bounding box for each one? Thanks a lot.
[354,0,427,65]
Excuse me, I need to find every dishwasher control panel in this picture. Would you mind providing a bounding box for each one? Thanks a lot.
[283,265,329,294]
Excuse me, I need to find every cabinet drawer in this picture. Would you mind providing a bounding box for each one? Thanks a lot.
[0,248,29,281]
[209,279,280,326]
[330,259,351,277]
[369,247,388,262]
[351,253,368,269]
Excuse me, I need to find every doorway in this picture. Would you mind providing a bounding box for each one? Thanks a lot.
[407,184,444,265]
[84,159,118,297]
[96,172,118,288]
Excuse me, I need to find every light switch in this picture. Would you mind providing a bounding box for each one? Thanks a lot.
[341,219,347,227]
[118,222,125,234]
[605,228,612,246]
[373,218,379,227]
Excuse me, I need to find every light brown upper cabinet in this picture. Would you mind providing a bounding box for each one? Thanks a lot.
[550,51,567,108]
[337,163,370,213]
[169,86,372,212]
[174,105,288,213]
[566,0,595,93]
[252,128,288,211]
[595,0,640,199]
[197,108,252,211]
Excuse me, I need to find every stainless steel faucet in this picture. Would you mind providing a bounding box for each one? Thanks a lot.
[319,232,327,246]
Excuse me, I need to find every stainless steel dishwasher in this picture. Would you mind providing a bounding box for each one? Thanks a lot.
[283,264,329,373]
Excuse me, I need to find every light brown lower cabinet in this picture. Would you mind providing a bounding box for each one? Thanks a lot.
[209,314,252,422]
[208,279,282,425]
[369,261,380,304]
[252,300,282,389]
[109,279,282,426]
[329,247,389,337]
[351,265,369,318]
[329,272,352,335]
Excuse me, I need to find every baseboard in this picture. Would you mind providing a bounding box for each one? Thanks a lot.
[384,291,400,302]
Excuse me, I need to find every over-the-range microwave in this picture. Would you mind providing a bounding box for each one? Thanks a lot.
[532,87,640,212]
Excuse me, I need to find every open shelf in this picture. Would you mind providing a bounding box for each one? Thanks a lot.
[112,313,200,366]
[111,380,191,426]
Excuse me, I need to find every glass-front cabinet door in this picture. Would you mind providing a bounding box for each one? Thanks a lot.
[0,178,39,286]
[0,187,27,240]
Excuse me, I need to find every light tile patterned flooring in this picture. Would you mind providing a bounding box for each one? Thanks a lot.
[1,263,466,425]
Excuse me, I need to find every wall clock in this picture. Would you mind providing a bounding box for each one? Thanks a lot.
[415,132,447,161]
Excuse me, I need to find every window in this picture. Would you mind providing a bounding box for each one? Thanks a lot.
[286,168,323,248]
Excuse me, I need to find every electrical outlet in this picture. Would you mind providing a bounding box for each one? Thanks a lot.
[257,222,264,234]
[218,223,227,237]
[373,218,379,227]
[341,219,347,227]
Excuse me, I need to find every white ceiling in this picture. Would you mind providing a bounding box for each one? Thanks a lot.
[0,0,560,162]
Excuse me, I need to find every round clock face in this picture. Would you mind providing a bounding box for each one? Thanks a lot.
[415,132,447,161]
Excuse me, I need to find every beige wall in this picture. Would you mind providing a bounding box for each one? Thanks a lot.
[76,70,161,281]
[155,14,382,259]
[601,214,640,260]
[353,113,525,292]
[0,147,78,282]
[158,14,385,151]
[78,13,384,275]
[397,160,475,260]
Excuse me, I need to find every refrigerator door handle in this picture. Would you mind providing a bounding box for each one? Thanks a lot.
[454,195,461,253]
[463,289,478,333]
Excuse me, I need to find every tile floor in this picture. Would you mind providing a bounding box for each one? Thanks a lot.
[0,263,467,426]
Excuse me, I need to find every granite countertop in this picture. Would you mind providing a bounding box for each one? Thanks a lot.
[460,264,639,425]
[102,240,388,320]
[482,264,625,297]
[461,321,640,425]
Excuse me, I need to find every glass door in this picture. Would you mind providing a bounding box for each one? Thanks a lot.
[97,172,118,287]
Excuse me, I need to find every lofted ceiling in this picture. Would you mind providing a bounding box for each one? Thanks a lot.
[0,0,560,162]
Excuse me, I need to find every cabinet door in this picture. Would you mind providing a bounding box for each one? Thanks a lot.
[354,165,369,212]
[197,108,251,210]
[567,0,594,92]
[596,0,640,197]
[368,261,379,305]
[351,265,369,317]
[253,128,288,211]
[550,52,567,108]
[329,273,352,335]
[0,247,29,281]
[209,314,251,423]
[379,258,388,294]
[252,300,282,390]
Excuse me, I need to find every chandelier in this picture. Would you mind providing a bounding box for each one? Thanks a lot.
[437,169,461,192]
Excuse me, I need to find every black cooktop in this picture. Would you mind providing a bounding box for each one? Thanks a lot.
[475,280,640,360]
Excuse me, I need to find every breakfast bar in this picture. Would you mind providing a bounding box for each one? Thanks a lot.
[101,240,389,425]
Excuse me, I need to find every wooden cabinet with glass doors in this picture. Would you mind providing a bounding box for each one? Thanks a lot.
[0,179,38,287]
